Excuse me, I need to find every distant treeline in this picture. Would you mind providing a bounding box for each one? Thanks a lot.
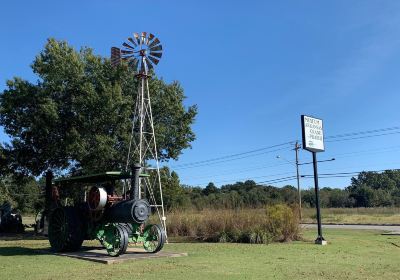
[161,169,400,210]
[1,169,400,213]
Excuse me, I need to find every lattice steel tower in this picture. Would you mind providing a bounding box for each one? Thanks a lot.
[111,32,167,236]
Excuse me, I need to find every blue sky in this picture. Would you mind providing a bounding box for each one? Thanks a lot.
[1,1,400,189]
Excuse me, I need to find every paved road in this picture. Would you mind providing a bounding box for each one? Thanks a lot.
[301,224,400,232]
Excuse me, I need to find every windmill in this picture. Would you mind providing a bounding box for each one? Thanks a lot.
[111,32,167,237]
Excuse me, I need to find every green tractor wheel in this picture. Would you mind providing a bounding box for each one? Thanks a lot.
[143,224,165,253]
[103,224,129,256]
[48,207,84,252]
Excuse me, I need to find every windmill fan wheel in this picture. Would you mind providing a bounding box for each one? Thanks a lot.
[119,32,163,74]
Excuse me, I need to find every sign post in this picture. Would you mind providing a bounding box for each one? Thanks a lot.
[301,115,327,245]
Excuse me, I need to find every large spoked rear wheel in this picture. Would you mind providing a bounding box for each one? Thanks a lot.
[48,207,84,252]
[104,224,129,257]
[143,224,165,253]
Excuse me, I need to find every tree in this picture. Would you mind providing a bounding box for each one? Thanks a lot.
[0,144,9,176]
[0,39,197,176]
[0,178,16,207]
[0,176,41,213]
[347,170,400,207]
[327,189,353,207]
[158,167,190,210]
[202,182,219,196]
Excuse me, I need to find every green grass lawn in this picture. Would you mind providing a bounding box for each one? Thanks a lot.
[0,229,399,280]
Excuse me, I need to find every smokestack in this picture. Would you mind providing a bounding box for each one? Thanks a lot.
[131,164,141,200]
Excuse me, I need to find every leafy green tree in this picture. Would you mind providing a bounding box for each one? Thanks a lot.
[0,39,197,176]
[0,144,9,176]
[0,176,41,213]
[0,178,16,207]
[158,167,190,210]
[327,188,353,207]
[347,170,400,207]
[301,189,315,207]
[202,182,219,196]
[280,185,297,204]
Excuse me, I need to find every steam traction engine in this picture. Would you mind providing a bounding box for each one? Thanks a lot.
[44,165,165,256]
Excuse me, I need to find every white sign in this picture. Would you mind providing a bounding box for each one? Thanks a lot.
[301,115,325,152]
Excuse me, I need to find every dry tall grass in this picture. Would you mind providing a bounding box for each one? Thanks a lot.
[165,204,301,244]
[301,207,400,224]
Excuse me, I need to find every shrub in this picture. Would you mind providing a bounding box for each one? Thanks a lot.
[166,205,301,244]
[265,204,300,241]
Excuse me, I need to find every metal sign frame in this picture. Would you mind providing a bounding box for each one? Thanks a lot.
[300,114,327,245]
[301,115,325,153]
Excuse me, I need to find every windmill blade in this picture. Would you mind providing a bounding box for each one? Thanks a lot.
[136,59,142,72]
[141,32,148,46]
[134,33,141,45]
[148,33,155,43]
[128,58,139,70]
[141,32,147,44]
[148,55,159,65]
[145,57,154,70]
[150,44,162,52]
[124,41,136,49]
[149,38,160,48]
[127,38,137,47]
[150,51,162,58]
[111,47,121,67]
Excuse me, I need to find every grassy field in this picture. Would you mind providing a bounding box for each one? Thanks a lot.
[0,229,399,280]
[302,207,400,224]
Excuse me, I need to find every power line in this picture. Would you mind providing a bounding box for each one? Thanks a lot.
[186,145,400,185]
[171,125,400,171]
[180,162,291,181]
[257,175,298,184]
[332,145,400,158]
[255,168,400,187]
[171,141,294,169]
[325,126,400,139]
[259,177,298,185]
[301,168,400,179]
[190,171,295,186]
[326,131,400,143]
[172,146,292,170]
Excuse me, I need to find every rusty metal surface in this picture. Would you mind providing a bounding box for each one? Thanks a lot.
[110,47,121,67]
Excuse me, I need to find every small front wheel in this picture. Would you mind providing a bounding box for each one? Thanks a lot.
[143,224,165,253]
[103,224,129,257]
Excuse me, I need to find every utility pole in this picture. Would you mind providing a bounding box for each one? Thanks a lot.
[294,141,302,220]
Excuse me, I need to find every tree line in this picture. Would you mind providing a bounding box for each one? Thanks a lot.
[156,168,400,210]
[1,168,400,214]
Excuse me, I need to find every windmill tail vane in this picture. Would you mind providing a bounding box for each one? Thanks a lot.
[111,32,167,240]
